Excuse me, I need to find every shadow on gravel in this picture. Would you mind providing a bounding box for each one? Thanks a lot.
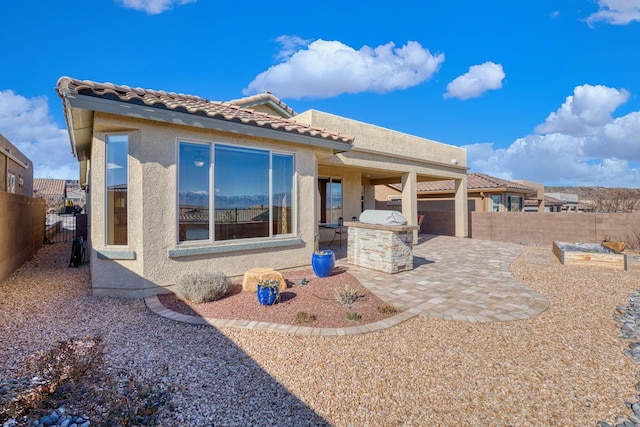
[0,243,331,427]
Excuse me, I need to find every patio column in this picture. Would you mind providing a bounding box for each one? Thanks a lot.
[454,176,468,237]
[362,180,376,211]
[401,171,418,244]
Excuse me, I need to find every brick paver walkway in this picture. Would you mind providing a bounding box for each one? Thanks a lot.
[146,235,549,334]
[338,235,549,322]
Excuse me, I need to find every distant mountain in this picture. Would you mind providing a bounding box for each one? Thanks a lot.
[179,192,289,209]
[545,186,640,200]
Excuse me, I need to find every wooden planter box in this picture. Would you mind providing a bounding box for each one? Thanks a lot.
[552,241,627,271]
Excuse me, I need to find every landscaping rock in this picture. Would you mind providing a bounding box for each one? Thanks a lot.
[242,268,286,292]
[603,241,626,253]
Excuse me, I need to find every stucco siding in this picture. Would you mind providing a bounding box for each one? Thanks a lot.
[294,110,466,167]
[89,114,324,297]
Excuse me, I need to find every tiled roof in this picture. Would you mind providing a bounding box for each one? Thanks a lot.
[390,173,536,193]
[228,92,296,117]
[33,178,66,197]
[524,195,564,206]
[55,77,353,144]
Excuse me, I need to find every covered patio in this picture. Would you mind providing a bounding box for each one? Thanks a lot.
[291,110,469,247]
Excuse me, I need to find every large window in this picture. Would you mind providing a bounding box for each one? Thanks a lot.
[178,142,211,241]
[106,135,128,245]
[178,141,294,243]
[318,177,342,224]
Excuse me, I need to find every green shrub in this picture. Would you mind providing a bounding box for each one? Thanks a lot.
[346,312,362,321]
[175,271,232,303]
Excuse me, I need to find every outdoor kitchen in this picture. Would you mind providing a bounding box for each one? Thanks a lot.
[345,210,419,274]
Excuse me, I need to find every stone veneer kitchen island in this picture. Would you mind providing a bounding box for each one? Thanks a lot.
[344,221,419,274]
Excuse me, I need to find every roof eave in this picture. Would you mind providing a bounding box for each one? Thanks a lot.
[63,93,351,154]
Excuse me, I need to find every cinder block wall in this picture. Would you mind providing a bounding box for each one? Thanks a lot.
[421,211,456,236]
[471,212,640,245]
[0,192,45,283]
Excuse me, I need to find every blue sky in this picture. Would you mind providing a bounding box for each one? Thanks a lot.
[1,0,639,187]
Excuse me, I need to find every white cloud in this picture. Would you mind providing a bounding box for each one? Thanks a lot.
[274,35,311,61]
[465,84,640,186]
[444,62,505,100]
[107,163,124,170]
[0,90,77,180]
[243,38,444,99]
[535,84,629,136]
[117,0,196,15]
[586,0,640,26]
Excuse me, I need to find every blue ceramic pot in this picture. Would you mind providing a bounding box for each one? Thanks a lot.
[257,285,278,306]
[312,250,335,278]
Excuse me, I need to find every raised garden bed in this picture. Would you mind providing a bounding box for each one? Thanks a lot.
[552,241,627,271]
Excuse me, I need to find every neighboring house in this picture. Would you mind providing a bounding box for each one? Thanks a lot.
[0,133,33,196]
[524,195,564,213]
[66,187,86,210]
[377,172,536,213]
[545,192,579,212]
[56,77,468,298]
[33,178,67,213]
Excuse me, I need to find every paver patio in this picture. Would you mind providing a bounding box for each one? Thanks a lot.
[147,235,550,332]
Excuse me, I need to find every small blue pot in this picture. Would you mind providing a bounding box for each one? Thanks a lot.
[257,285,278,306]
[312,250,335,278]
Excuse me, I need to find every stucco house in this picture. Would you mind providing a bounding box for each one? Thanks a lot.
[1,133,32,196]
[56,77,468,298]
[33,178,68,213]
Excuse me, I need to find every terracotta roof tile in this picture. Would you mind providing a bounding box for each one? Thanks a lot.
[228,92,296,116]
[33,179,66,197]
[524,195,565,207]
[390,173,536,193]
[56,77,353,145]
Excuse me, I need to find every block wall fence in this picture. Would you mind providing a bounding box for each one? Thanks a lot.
[421,210,640,245]
[471,212,640,245]
[0,192,45,283]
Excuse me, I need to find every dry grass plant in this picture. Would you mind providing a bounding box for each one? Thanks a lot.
[293,310,317,325]
[0,336,169,426]
[377,303,398,315]
[334,284,361,307]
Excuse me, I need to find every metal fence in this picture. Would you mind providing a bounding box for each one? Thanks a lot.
[44,213,88,243]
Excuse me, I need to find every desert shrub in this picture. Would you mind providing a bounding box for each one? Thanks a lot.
[2,336,105,421]
[377,303,398,315]
[175,271,232,303]
[0,336,169,426]
[625,226,640,251]
[293,310,317,324]
[346,312,362,321]
[334,284,361,307]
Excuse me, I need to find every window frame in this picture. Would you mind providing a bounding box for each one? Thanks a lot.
[508,195,524,212]
[318,176,343,224]
[105,134,129,247]
[491,194,501,212]
[176,139,296,245]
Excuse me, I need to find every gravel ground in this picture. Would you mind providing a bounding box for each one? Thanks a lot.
[1,242,639,426]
